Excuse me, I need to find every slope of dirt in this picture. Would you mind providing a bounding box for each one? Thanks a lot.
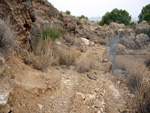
[1,44,133,113]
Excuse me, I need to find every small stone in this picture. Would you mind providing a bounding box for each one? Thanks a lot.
[85,94,96,101]
[0,57,5,65]
[87,74,97,80]
[103,59,108,62]
[93,99,101,108]
[118,106,126,112]
[37,104,43,110]
[75,92,85,100]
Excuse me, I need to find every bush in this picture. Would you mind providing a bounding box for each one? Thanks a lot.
[66,10,71,15]
[0,19,17,53]
[130,22,136,27]
[42,27,61,41]
[135,28,150,37]
[79,15,88,20]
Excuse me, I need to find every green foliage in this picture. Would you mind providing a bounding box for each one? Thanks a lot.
[57,28,67,36]
[138,4,150,23]
[99,8,131,25]
[66,10,71,15]
[42,27,61,41]
[79,15,88,20]
[135,28,150,37]
[129,22,136,27]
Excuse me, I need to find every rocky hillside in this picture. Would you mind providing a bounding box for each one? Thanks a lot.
[0,0,150,113]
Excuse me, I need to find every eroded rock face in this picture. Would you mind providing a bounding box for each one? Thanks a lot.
[0,0,36,45]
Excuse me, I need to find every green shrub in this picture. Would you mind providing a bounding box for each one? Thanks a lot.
[135,28,150,37]
[66,10,71,15]
[42,27,61,41]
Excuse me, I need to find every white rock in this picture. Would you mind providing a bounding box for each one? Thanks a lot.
[0,91,10,105]
[37,104,43,110]
[75,92,85,100]
[55,41,62,45]
[90,41,95,46]
[81,38,90,46]
[85,94,96,101]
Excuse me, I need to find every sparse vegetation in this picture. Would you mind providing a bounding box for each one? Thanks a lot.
[24,37,77,71]
[42,27,61,41]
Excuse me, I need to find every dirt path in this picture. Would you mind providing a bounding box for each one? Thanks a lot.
[1,44,132,113]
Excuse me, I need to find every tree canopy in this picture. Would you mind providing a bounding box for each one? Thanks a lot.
[99,8,131,26]
[138,4,150,23]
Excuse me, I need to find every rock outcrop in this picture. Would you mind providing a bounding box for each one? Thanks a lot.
[0,0,36,45]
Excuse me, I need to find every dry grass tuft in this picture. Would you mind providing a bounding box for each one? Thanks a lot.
[115,56,127,71]
[129,63,150,113]
[75,56,96,73]
[24,38,59,70]
[54,46,76,66]
[127,63,147,91]
[24,38,76,70]
[63,34,81,46]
